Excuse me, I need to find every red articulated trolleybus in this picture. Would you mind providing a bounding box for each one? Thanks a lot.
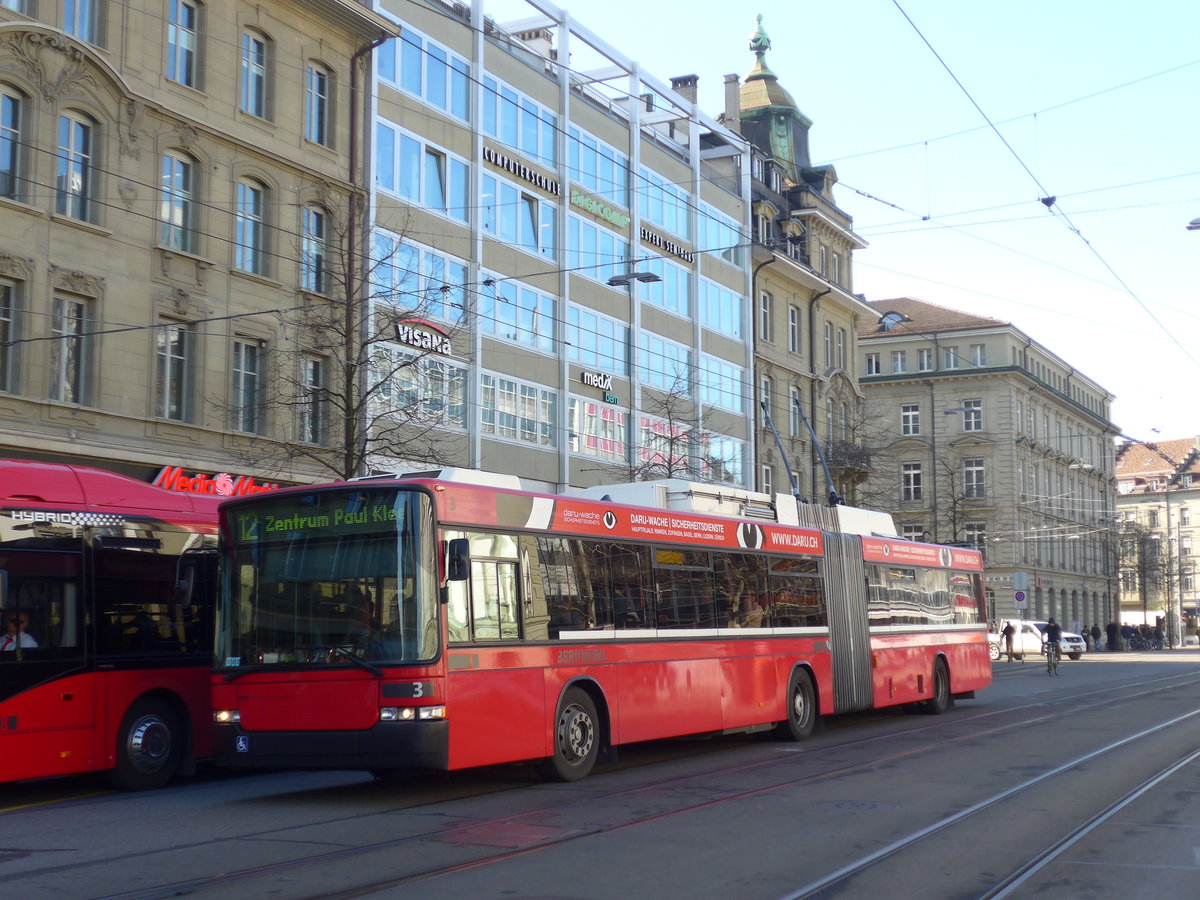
[212,469,990,781]
[0,459,220,789]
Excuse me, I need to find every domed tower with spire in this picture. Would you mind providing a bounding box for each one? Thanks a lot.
[736,15,874,509]
[739,14,815,186]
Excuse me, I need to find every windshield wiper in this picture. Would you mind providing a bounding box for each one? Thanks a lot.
[331,646,383,676]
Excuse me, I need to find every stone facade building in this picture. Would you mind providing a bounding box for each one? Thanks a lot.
[858,297,1118,626]
[0,0,394,487]
[1114,437,1200,642]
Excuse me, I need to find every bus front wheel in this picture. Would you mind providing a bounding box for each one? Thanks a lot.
[109,697,183,791]
[537,687,599,782]
[775,669,817,741]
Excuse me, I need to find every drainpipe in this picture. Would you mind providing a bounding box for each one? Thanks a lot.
[806,287,831,499]
[346,32,391,476]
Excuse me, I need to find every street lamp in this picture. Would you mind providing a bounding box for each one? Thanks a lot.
[607,271,661,287]
[1187,217,1200,231]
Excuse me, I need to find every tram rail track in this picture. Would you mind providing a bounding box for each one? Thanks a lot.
[61,667,1200,900]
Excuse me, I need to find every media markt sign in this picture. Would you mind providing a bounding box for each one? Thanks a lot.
[153,466,280,497]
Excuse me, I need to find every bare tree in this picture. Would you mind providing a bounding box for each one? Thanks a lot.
[223,196,466,482]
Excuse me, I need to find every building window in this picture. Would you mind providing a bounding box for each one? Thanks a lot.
[637,332,691,392]
[1182,507,1191,526]
[918,348,933,371]
[64,0,99,43]
[964,458,986,499]
[760,464,773,496]
[305,64,331,146]
[789,387,802,437]
[379,28,470,121]
[901,403,921,436]
[836,327,846,369]
[231,339,262,433]
[698,278,742,338]
[155,322,190,420]
[566,304,629,375]
[50,296,89,404]
[831,253,842,285]
[1149,509,1160,528]
[699,203,744,267]
[891,350,907,374]
[301,206,327,293]
[377,120,469,222]
[963,522,986,551]
[971,343,986,366]
[479,279,555,352]
[788,305,800,354]
[566,214,632,289]
[902,462,923,502]
[865,352,880,375]
[699,355,745,413]
[480,373,556,446]
[167,0,199,88]
[823,321,832,366]
[240,30,269,118]
[1,88,24,200]
[567,398,628,461]
[481,172,553,256]
[901,523,926,542]
[481,76,556,167]
[376,350,467,430]
[0,281,16,393]
[760,291,773,342]
[760,375,773,428]
[234,180,266,275]
[818,245,827,276]
[56,114,93,221]
[638,166,690,240]
[298,357,327,444]
[962,398,983,432]
[567,125,629,206]
[371,232,467,325]
[160,152,195,252]
[943,346,960,369]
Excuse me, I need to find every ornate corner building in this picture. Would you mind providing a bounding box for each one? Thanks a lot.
[857,297,1119,627]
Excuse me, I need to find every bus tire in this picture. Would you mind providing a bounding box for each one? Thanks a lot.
[536,687,599,782]
[921,659,953,715]
[775,669,817,741]
[108,697,183,791]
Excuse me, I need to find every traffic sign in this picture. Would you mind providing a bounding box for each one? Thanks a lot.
[1014,590,1027,609]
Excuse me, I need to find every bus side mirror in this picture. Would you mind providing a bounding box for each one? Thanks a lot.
[446,539,469,582]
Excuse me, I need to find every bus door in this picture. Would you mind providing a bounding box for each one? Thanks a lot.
[820,532,873,713]
[0,528,92,779]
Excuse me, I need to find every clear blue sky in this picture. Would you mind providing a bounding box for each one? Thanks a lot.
[482,0,1200,443]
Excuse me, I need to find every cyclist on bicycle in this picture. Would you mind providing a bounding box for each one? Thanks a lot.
[1044,618,1063,662]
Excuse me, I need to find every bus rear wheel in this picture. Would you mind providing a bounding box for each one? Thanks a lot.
[920,659,953,715]
[109,697,183,791]
[775,669,817,741]
[537,687,599,782]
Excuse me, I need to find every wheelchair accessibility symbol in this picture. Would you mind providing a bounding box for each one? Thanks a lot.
[236,736,249,753]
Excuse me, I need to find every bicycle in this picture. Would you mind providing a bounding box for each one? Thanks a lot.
[1045,641,1060,675]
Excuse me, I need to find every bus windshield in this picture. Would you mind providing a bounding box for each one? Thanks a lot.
[216,487,438,669]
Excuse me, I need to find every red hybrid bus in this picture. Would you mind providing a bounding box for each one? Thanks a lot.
[0,459,220,789]
[212,469,990,781]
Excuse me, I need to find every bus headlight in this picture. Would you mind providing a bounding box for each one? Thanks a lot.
[379,706,446,722]
[213,709,240,724]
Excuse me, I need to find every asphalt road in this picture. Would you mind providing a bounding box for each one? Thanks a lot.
[3,649,1199,899]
